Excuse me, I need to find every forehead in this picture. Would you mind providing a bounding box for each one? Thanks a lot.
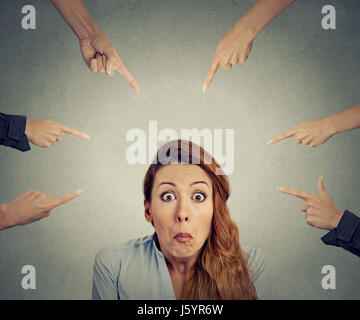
[154,164,212,186]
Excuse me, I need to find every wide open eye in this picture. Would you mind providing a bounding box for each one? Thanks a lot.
[192,192,206,202]
[161,192,176,202]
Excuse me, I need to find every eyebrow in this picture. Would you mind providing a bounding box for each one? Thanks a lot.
[191,181,209,188]
[158,181,209,188]
[158,182,176,187]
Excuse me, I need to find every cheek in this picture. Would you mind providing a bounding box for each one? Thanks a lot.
[151,200,175,228]
[196,202,213,232]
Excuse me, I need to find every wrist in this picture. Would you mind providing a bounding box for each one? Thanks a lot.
[77,21,101,41]
[25,120,34,142]
[0,203,13,230]
[331,210,344,229]
[323,115,338,136]
[233,20,257,41]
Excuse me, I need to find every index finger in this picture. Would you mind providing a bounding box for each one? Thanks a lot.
[277,187,313,200]
[115,61,141,93]
[48,189,84,209]
[268,129,295,144]
[203,57,219,93]
[62,126,90,140]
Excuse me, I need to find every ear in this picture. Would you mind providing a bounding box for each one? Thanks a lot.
[144,199,152,223]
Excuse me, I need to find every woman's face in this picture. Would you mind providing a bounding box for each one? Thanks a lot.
[145,164,213,260]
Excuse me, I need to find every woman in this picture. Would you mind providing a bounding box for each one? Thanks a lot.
[92,140,268,299]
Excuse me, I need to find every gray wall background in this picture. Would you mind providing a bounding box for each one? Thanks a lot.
[0,0,359,299]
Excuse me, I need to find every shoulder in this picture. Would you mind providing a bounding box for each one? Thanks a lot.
[94,234,155,268]
[242,244,270,299]
[242,244,267,282]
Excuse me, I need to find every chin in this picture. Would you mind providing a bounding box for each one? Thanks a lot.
[172,246,198,259]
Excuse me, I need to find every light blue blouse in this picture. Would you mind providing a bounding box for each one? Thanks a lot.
[92,233,270,299]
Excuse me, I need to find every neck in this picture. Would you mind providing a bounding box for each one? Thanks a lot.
[165,254,197,275]
[153,233,198,275]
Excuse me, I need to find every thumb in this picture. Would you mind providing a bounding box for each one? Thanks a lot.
[317,176,328,196]
[105,55,116,77]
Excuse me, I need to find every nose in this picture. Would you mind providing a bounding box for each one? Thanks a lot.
[175,197,190,223]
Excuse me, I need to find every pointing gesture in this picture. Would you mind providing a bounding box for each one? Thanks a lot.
[0,189,83,231]
[25,119,89,148]
[268,119,336,147]
[203,27,254,93]
[278,176,344,230]
[269,105,360,147]
[50,0,140,92]
[202,0,296,92]
[79,32,140,92]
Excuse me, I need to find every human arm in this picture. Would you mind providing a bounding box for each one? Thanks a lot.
[278,176,344,230]
[268,105,360,147]
[0,189,83,231]
[321,210,360,258]
[203,0,296,92]
[92,246,119,300]
[0,112,30,151]
[278,176,360,258]
[244,245,270,299]
[327,105,360,134]
[49,0,140,91]
[25,119,89,148]
[0,113,89,149]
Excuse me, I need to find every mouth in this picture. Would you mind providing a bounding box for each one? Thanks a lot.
[174,233,193,243]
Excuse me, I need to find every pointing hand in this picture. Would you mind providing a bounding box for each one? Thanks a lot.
[80,32,140,92]
[203,27,254,93]
[25,119,89,148]
[268,118,336,147]
[278,176,343,230]
[0,189,83,230]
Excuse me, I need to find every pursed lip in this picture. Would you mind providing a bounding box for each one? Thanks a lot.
[174,232,192,241]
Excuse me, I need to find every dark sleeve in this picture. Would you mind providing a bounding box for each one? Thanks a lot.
[321,210,360,258]
[0,112,30,152]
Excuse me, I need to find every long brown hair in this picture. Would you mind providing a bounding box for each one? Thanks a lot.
[143,140,257,300]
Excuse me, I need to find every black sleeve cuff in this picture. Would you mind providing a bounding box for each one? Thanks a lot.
[12,134,31,152]
[336,210,360,242]
[0,114,31,152]
[322,210,360,247]
[321,229,337,246]
[8,115,27,140]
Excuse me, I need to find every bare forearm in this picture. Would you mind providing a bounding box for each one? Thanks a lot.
[50,0,100,40]
[327,105,360,134]
[235,0,296,36]
[0,204,11,231]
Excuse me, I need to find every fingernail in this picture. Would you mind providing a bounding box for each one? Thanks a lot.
[202,86,207,93]
[84,134,90,139]
[277,187,283,191]
[107,66,112,76]
[267,140,273,144]
[132,82,141,93]
[76,189,84,194]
